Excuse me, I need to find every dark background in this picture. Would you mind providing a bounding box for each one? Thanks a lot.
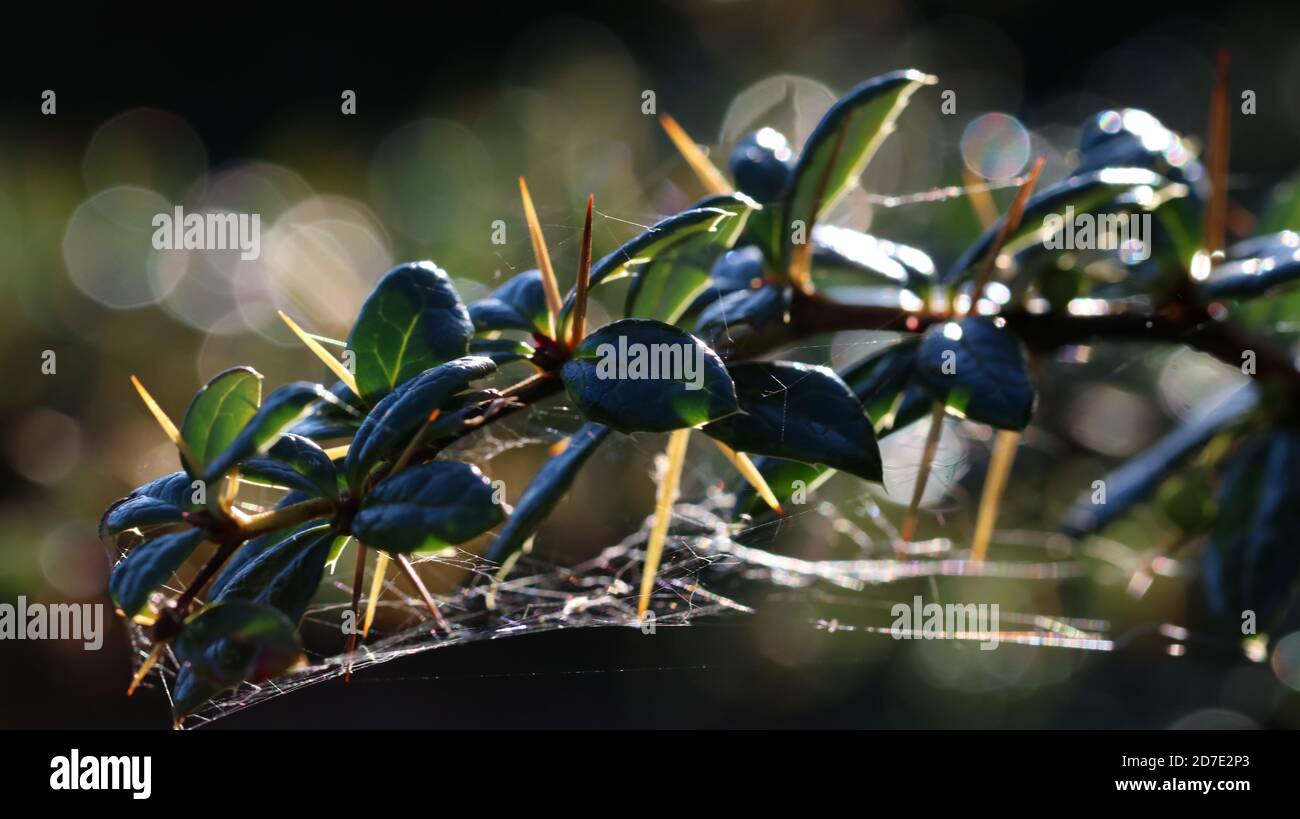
[3,1,1300,729]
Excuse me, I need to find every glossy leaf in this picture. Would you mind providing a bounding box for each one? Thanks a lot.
[173,600,302,696]
[171,665,223,720]
[344,356,497,490]
[1204,430,1300,625]
[347,261,473,404]
[241,433,339,500]
[781,70,932,269]
[732,456,830,519]
[1062,383,1257,538]
[208,503,314,602]
[561,205,744,323]
[469,269,551,335]
[703,361,882,481]
[916,318,1034,430]
[485,423,612,563]
[211,524,335,624]
[109,528,207,616]
[202,382,346,483]
[811,225,935,292]
[560,319,738,433]
[685,246,768,316]
[1076,108,1205,190]
[289,380,363,442]
[694,284,788,347]
[469,337,535,365]
[839,339,920,424]
[180,367,262,476]
[623,194,755,324]
[884,383,936,436]
[1198,233,1300,299]
[352,461,506,553]
[942,168,1170,286]
[99,471,199,539]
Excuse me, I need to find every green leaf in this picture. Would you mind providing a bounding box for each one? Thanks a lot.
[211,524,336,624]
[729,348,926,521]
[882,384,934,436]
[469,337,535,365]
[811,225,934,293]
[202,383,347,483]
[916,317,1034,430]
[693,284,788,347]
[1076,108,1204,189]
[838,339,920,424]
[289,380,364,442]
[173,600,302,708]
[485,423,613,562]
[942,168,1170,286]
[325,534,352,573]
[352,461,506,553]
[99,471,199,539]
[732,456,832,519]
[1204,430,1300,626]
[344,356,497,491]
[623,194,755,324]
[703,361,882,481]
[1198,233,1300,299]
[241,434,339,500]
[180,367,263,476]
[171,665,223,721]
[347,261,474,404]
[469,269,551,335]
[1062,384,1257,538]
[109,528,207,616]
[781,70,932,270]
[560,318,738,433]
[209,506,314,601]
[561,205,746,323]
[685,246,768,317]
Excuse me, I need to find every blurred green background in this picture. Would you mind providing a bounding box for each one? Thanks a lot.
[3,1,1300,728]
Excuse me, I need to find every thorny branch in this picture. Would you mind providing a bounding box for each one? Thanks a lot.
[144,277,1300,648]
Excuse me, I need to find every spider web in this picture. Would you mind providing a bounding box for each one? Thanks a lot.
[130,489,1115,729]
[125,419,1121,729]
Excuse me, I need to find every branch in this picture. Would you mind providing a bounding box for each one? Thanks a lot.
[779,290,1300,400]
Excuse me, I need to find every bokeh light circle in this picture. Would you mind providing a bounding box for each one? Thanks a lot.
[82,108,207,202]
[63,185,174,309]
[1271,631,1300,691]
[369,118,494,243]
[961,112,1031,180]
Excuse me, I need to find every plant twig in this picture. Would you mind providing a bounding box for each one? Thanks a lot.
[396,554,451,633]
[344,542,367,682]
[238,496,337,540]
